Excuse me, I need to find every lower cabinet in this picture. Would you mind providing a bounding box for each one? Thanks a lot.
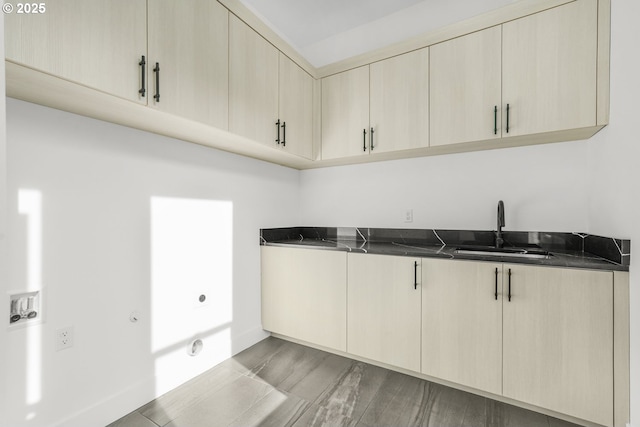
[261,248,618,426]
[421,261,614,426]
[421,259,503,395]
[261,246,347,351]
[347,254,421,372]
[502,264,613,427]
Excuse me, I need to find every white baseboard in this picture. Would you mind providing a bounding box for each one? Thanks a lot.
[51,377,156,427]
[232,327,270,355]
[51,327,269,427]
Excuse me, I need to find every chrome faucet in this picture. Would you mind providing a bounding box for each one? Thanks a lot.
[496,200,505,248]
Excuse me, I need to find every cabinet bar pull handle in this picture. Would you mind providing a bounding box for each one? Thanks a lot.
[508,268,512,301]
[414,261,418,290]
[494,106,497,135]
[139,56,146,97]
[494,267,498,300]
[275,119,280,145]
[281,121,286,147]
[370,127,374,151]
[506,103,510,133]
[363,129,367,152]
[153,62,160,102]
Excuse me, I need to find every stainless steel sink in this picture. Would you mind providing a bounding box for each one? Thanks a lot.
[454,246,552,259]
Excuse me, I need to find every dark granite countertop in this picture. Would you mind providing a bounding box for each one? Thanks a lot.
[260,227,630,272]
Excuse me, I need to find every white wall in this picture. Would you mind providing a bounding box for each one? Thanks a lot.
[300,140,589,232]
[4,98,300,427]
[587,1,640,425]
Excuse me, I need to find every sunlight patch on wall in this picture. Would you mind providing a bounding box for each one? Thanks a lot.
[18,189,41,291]
[17,189,43,409]
[24,327,41,409]
[154,327,233,394]
[150,197,234,392]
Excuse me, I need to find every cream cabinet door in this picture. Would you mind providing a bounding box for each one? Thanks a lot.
[370,47,429,153]
[278,53,314,159]
[422,259,503,395]
[261,246,347,352]
[148,0,228,129]
[347,253,421,372]
[503,265,613,427]
[430,26,502,146]
[229,15,279,146]
[321,66,370,160]
[5,0,147,104]
[502,0,598,136]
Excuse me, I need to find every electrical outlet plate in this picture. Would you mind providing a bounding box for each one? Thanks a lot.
[404,209,414,223]
[56,326,74,351]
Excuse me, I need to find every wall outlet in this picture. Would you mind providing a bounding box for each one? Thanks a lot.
[404,209,414,223]
[56,327,74,351]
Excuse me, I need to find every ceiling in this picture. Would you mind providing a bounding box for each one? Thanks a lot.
[237,0,522,67]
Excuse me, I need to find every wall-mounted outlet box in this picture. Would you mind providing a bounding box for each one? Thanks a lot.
[404,209,414,223]
[9,291,40,326]
[56,326,74,351]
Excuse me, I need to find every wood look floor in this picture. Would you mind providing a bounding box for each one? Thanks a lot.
[108,337,583,427]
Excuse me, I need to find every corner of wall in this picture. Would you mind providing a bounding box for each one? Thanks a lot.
[0,11,10,422]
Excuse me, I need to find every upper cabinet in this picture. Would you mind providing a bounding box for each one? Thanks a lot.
[4,0,609,169]
[278,53,314,159]
[322,48,430,159]
[370,48,430,153]
[321,66,370,160]
[430,1,598,147]
[229,15,279,146]
[229,18,313,158]
[5,0,230,127]
[430,26,502,146]
[502,0,597,136]
[5,0,147,104]
[148,0,228,129]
